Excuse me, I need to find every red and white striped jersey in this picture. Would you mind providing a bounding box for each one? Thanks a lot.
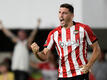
[44,22,97,78]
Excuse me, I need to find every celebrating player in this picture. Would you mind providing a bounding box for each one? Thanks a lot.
[31,3,101,80]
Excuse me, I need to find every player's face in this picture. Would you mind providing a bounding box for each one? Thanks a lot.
[18,30,27,40]
[59,7,74,27]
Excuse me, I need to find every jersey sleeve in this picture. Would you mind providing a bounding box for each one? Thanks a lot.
[85,25,98,45]
[44,31,55,50]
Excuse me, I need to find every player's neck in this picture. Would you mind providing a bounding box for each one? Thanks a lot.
[63,21,74,29]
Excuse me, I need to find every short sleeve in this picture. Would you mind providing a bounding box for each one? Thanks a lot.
[44,31,55,50]
[85,25,97,45]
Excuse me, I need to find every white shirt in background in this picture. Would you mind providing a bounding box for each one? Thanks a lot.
[11,40,29,72]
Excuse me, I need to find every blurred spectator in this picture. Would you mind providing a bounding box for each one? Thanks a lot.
[30,51,58,80]
[92,51,107,80]
[0,19,41,80]
[3,58,12,71]
[0,61,14,80]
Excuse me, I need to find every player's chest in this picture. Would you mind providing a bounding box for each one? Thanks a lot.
[54,28,85,48]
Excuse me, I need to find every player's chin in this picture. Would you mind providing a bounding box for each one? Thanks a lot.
[60,22,65,26]
[60,24,64,26]
[61,24,67,27]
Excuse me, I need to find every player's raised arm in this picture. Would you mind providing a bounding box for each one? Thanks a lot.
[0,20,18,43]
[31,42,49,61]
[28,18,41,47]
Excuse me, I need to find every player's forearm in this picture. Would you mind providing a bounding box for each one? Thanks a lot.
[30,29,38,39]
[35,51,48,61]
[28,29,38,45]
[87,44,101,68]
[31,42,48,61]
[2,27,15,38]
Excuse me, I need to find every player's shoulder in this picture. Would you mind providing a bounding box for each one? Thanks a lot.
[49,26,61,35]
[76,22,91,30]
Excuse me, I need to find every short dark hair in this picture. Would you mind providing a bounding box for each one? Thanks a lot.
[60,3,74,13]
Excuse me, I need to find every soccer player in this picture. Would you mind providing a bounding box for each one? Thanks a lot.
[31,3,101,80]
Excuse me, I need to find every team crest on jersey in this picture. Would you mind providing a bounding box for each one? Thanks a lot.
[73,30,79,34]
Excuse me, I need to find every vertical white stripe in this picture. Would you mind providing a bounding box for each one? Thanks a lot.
[61,28,72,77]
[70,26,81,75]
[54,31,63,77]
[47,35,54,50]
[85,40,87,58]
[85,30,92,45]
[79,27,86,65]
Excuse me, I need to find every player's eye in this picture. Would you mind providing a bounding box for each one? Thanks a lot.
[59,11,61,13]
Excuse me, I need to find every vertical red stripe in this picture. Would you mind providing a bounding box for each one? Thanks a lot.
[44,32,52,47]
[75,25,83,67]
[59,29,67,77]
[83,32,88,64]
[54,32,61,77]
[57,32,61,77]
[50,34,55,50]
[66,28,76,77]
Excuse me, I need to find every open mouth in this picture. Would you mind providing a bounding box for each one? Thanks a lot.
[59,18,65,26]
[60,18,64,22]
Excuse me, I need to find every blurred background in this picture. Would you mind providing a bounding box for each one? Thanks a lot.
[0,0,107,80]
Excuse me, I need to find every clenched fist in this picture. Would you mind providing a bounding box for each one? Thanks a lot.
[80,65,90,74]
[31,42,40,55]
